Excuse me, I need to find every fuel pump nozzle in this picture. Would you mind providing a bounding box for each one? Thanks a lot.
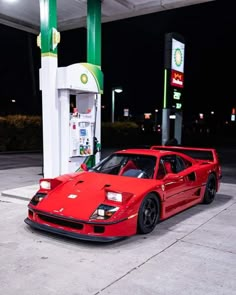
[93,137,101,155]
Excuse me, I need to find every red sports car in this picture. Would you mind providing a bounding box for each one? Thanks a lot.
[25,146,222,242]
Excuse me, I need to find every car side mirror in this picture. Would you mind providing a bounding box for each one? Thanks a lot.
[80,163,88,171]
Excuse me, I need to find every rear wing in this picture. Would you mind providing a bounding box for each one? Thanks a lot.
[150,145,219,163]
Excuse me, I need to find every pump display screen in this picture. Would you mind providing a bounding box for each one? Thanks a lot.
[80,129,87,136]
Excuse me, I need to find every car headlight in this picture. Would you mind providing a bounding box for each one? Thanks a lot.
[39,178,62,191]
[106,191,122,202]
[90,204,119,220]
[30,192,47,206]
[40,180,51,190]
[105,190,133,203]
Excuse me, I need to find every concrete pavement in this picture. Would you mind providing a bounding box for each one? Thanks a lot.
[0,182,235,295]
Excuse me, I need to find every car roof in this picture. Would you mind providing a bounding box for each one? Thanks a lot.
[114,148,197,164]
[115,148,174,157]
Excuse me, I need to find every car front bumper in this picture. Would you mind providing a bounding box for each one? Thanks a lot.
[25,217,125,242]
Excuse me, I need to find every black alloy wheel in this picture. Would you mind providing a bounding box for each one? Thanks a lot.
[137,193,160,234]
[203,174,217,204]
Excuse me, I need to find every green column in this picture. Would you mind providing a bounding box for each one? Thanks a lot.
[87,0,101,66]
[40,0,58,56]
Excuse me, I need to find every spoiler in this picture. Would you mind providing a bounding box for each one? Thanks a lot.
[150,145,218,163]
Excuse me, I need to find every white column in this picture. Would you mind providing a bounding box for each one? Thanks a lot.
[59,89,70,175]
[41,56,60,178]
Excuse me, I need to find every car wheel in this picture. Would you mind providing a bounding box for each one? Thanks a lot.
[203,174,216,204]
[137,193,160,234]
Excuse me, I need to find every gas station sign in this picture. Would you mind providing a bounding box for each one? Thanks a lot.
[171,38,185,73]
[171,70,184,88]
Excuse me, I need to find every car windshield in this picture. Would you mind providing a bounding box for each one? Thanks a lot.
[90,153,157,179]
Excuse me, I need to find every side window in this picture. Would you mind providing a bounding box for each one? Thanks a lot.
[160,155,192,175]
[159,156,175,175]
[161,155,177,174]
[183,157,192,168]
[175,156,192,173]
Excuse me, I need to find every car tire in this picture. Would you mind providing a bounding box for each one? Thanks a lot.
[202,173,217,204]
[137,193,160,234]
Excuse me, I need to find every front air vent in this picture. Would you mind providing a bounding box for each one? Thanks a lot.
[38,214,83,230]
[187,172,196,181]
[194,188,201,196]
[75,180,84,185]
[94,225,105,233]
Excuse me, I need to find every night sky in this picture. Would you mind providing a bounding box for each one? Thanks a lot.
[0,0,234,123]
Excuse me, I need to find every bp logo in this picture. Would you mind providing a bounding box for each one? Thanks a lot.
[80,73,88,84]
[174,48,183,67]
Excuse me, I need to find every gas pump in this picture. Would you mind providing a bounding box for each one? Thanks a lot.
[57,63,103,175]
[69,93,95,158]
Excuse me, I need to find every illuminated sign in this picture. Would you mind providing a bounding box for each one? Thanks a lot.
[171,70,184,88]
[176,103,182,109]
[173,90,181,100]
[172,89,182,110]
[123,108,129,117]
[171,38,185,73]
[144,113,151,119]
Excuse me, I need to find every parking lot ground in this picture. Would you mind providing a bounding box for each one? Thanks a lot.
[0,182,235,295]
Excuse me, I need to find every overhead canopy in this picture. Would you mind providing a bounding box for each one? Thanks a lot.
[0,0,214,34]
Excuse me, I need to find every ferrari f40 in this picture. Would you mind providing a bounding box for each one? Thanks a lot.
[25,146,222,242]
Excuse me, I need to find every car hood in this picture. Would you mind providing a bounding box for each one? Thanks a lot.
[36,172,157,220]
